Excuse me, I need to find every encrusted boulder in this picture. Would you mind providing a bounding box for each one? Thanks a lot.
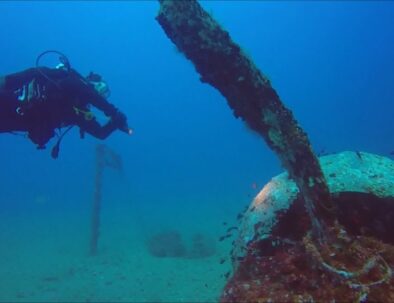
[222,151,394,302]
[233,151,394,263]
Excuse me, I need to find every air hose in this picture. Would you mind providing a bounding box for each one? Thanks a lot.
[35,50,71,89]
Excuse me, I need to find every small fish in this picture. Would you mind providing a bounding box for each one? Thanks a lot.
[317,148,328,157]
[222,222,228,226]
[236,256,245,262]
[226,226,238,233]
[219,258,226,264]
[236,213,244,220]
[356,151,363,160]
[224,271,231,279]
[219,234,232,242]
[251,182,257,190]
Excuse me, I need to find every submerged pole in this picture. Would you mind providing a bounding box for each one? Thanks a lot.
[156,0,335,242]
[90,145,105,256]
[89,144,123,256]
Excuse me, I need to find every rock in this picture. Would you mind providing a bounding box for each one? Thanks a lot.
[146,231,186,258]
[232,151,394,265]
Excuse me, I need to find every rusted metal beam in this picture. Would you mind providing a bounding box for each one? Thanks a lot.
[156,0,335,242]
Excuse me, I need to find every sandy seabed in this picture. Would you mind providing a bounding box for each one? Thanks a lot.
[0,206,234,303]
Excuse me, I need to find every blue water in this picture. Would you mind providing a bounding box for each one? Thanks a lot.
[0,1,393,302]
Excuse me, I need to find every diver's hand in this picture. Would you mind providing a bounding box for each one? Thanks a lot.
[112,111,132,135]
[124,127,133,135]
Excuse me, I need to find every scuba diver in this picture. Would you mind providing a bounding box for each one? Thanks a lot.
[0,51,132,159]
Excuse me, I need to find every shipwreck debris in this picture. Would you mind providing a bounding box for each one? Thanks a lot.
[155,1,394,301]
[156,0,334,243]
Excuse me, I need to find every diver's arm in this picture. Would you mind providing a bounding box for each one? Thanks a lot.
[73,75,131,134]
[77,116,119,140]
[76,106,131,139]
[82,88,131,131]
[85,88,119,117]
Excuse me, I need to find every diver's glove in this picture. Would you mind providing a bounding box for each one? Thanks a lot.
[112,111,132,135]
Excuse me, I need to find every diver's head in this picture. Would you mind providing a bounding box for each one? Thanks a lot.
[86,71,111,98]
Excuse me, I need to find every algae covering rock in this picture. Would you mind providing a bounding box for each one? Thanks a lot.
[222,151,394,302]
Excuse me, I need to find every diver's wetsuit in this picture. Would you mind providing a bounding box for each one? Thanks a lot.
[0,67,126,148]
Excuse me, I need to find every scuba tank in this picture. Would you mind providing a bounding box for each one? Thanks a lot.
[35,50,74,159]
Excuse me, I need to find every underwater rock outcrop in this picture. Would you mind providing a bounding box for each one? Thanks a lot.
[156,0,333,242]
[222,152,394,302]
[147,231,187,258]
[188,233,216,259]
[146,231,216,259]
[232,151,394,264]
